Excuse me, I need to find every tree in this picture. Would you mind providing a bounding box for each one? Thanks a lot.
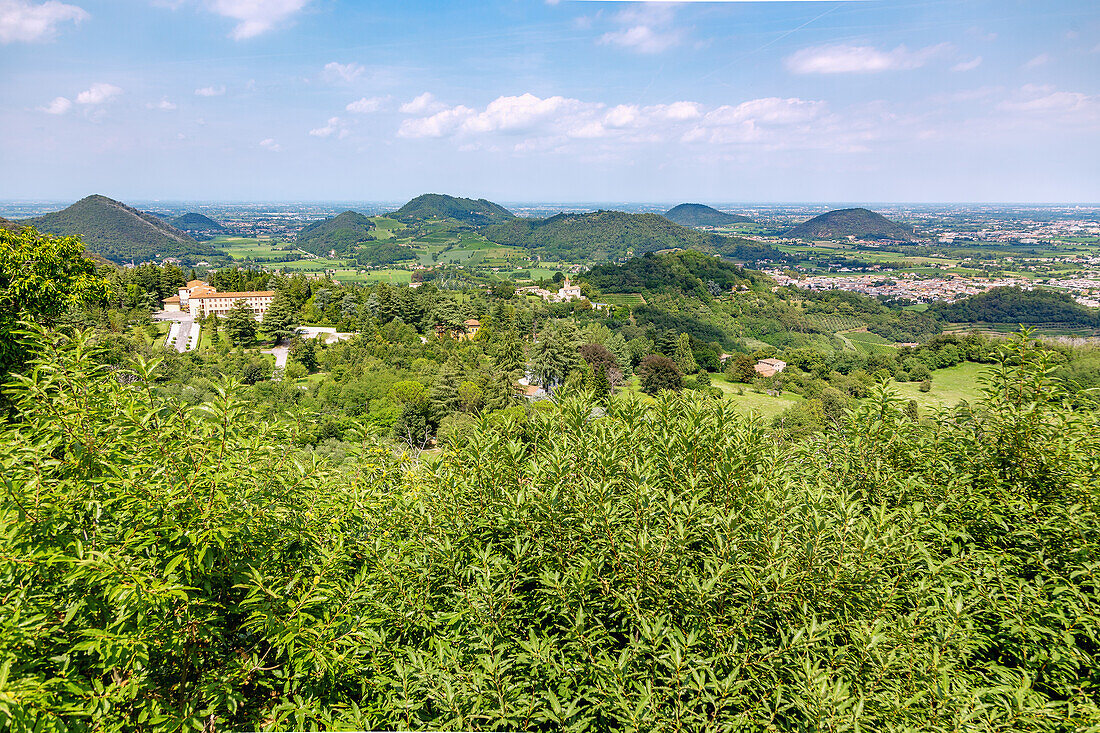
[0,227,104,376]
[224,300,257,346]
[289,337,317,372]
[638,354,682,395]
[262,291,299,343]
[531,321,580,393]
[727,354,757,383]
[673,333,698,374]
[578,342,619,378]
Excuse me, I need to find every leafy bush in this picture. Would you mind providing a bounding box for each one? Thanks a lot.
[2,329,1099,730]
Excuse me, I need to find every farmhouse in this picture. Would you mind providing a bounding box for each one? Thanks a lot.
[754,358,787,378]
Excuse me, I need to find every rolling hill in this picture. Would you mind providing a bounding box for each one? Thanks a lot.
[171,212,226,234]
[296,210,376,256]
[392,194,514,225]
[0,217,25,232]
[481,210,787,264]
[785,208,917,241]
[663,203,753,227]
[23,195,222,264]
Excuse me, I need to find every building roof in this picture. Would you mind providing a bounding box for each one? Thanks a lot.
[464,318,481,326]
[189,290,275,300]
[186,279,208,288]
[163,295,180,304]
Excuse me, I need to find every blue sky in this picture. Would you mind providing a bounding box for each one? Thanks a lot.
[1,0,1098,202]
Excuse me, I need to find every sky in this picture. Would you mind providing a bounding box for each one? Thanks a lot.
[1,0,1098,203]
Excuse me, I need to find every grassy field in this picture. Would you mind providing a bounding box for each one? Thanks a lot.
[211,236,289,259]
[891,361,986,411]
[711,374,804,418]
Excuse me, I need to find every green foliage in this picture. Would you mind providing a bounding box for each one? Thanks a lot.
[261,291,299,343]
[2,330,1100,729]
[222,300,257,346]
[933,286,1100,327]
[530,321,581,393]
[0,227,105,377]
[638,353,682,394]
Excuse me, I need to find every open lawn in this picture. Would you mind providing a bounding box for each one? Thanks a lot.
[711,374,804,419]
[891,361,986,412]
[211,236,290,259]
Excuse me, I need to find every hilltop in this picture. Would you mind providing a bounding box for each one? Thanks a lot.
[582,249,763,295]
[0,217,25,232]
[171,212,226,234]
[393,194,514,225]
[481,209,786,264]
[933,287,1099,328]
[297,210,376,256]
[663,203,753,227]
[24,195,221,264]
[785,208,917,241]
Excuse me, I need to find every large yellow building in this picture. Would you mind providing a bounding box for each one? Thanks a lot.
[162,280,275,319]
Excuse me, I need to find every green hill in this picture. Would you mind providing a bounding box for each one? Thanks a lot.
[663,203,753,227]
[582,250,763,295]
[933,287,1099,328]
[171,212,225,233]
[23,195,221,264]
[785,208,917,241]
[392,194,514,225]
[297,211,376,255]
[482,210,786,263]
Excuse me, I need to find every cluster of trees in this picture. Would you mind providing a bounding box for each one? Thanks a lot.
[933,286,1100,327]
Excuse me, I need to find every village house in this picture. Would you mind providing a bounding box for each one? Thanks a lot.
[754,358,787,378]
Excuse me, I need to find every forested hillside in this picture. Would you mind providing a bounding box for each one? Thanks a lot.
[482,210,785,263]
[933,286,1100,327]
[393,194,515,225]
[24,195,223,264]
[663,203,753,227]
[297,210,377,255]
[785,208,918,241]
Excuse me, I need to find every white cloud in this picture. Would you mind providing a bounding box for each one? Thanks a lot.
[346,96,387,114]
[76,82,121,104]
[194,85,225,96]
[599,24,682,54]
[952,56,982,72]
[147,97,176,110]
[39,95,71,114]
[396,91,840,153]
[323,61,364,83]
[786,43,949,74]
[259,137,281,151]
[999,89,1096,116]
[1023,53,1050,69]
[207,0,310,40]
[400,92,444,115]
[309,116,348,138]
[0,0,88,43]
[598,3,682,54]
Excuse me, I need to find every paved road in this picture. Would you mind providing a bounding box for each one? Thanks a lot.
[153,311,196,353]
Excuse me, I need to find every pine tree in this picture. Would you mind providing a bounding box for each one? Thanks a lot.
[224,300,257,346]
[262,291,299,343]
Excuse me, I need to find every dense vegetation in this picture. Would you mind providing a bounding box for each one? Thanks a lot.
[933,286,1100,327]
[393,194,515,225]
[4,328,1099,730]
[25,195,222,265]
[5,227,1100,731]
[785,208,918,242]
[482,211,782,263]
[297,211,377,255]
[663,203,752,227]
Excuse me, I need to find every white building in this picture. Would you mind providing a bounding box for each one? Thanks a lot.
[163,280,275,319]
